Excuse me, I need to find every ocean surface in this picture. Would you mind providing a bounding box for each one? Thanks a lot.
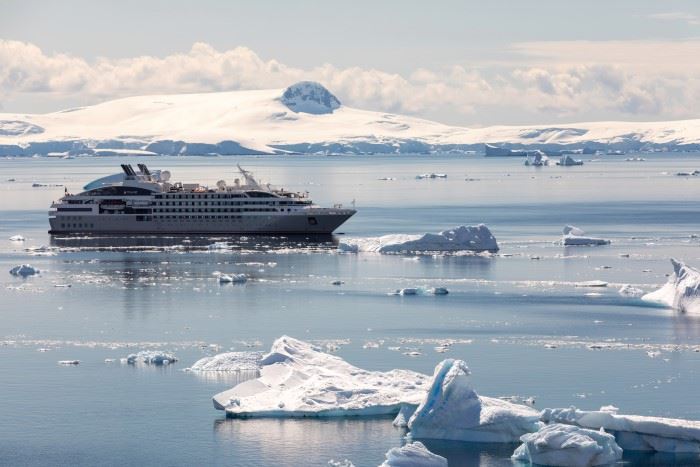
[2,153,700,466]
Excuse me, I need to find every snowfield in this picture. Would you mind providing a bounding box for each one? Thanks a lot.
[2,81,700,156]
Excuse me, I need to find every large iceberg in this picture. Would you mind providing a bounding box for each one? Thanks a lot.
[541,406,700,453]
[562,226,611,246]
[212,336,429,416]
[642,259,700,314]
[189,351,263,372]
[512,423,622,467]
[338,225,498,254]
[407,359,541,442]
[379,442,447,467]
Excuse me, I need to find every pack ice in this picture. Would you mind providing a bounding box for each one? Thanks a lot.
[379,442,447,467]
[512,423,622,467]
[338,225,498,254]
[562,226,611,246]
[541,406,700,453]
[212,336,429,416]
[642,259,700,314]
[9,264,39,277]
[406,359,541,442]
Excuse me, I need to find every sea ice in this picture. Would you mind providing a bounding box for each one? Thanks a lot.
[562,226,611,246]
[379,442,447,467]
[189,351,263,371]
[541,406,700,453]
[407,359,541,442]
[9,264,39,277]
[9,234,25,241]
[512,423,622,467]
[642,259,700,313]
[126,351,178,365]
[212,336,429,416]
[338,225,498,254]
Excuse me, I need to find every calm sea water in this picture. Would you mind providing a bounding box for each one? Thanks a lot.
[2,154,700,466]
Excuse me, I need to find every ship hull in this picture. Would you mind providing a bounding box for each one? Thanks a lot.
[49,209,356,235]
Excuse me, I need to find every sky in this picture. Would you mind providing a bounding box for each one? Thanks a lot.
[2,0,700,126]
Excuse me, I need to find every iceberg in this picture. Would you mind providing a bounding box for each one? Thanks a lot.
[619,284,644,297]
[562,226,611,246]
[9,235,25,241]
[125,351,178,365]
[541,406,700,453]
[219,273,247,284]
[379,442,447,467]
[407,359,541,442]
[557,155,584,166]
[9,264,39,277]
[338,225,498,254]
[642,259,700,314]
[212,336,429,416]
[512,423,622,467]
[524,151,549,166]
[189,351,263,372]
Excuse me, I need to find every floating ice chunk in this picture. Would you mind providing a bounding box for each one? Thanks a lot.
[407,359,541,442]
[429,287,449,295]
[212,336,429,416]
[399,288,418,296]
[619,284,644,297]
[58,360,80,365]
[575,280,608,288]
[541,406,700,453]
[9,264,39,277]
[331,280,344,286]
[189,351,263,371]
[219,273,247,284]
[557,155,584,166]
[126,351,178,365]
[328,459,355,467]
[512,423,622,467]
[562,226,611,246]
[380,441,447,467]
[416,173,447,179]
[339,225,499,254]
[9,235,25,241]
[642,259,700,313]
[208,242,231,251]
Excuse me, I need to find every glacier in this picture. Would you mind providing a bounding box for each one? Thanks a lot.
[212,336,429,416]
[338,225,498,254]
[541,406,700,453]
[642,259,700,314]
[407,359,542,442]
[512,423,622,467]
[3,81,700,156]
[379,442,447,467]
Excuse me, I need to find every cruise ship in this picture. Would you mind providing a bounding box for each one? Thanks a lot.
[49,164,356,234]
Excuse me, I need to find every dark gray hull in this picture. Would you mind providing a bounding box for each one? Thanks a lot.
[49,209,356,235]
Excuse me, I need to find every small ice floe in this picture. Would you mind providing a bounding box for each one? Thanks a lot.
[379,441,447,467]
[642,259,700,314]
[9,264,39,277]
[212,336,429,416]
[339,224,499,254]
[378,177,396,181]
[58,360,80,365]
[104,358,116,363]
[541,406,700,453]
[9,235,25,242]
[675,170,700,177]
[512,423,622,467]
[403,351,422,357]
[416,173,447,179]
[562,226,611,246]
[331,280,344,286]
[407,359,541,442]
[429,287,449,295]
[575,280,608,288]
[499,395,536,407]
[647,351,662,359]
[25,245,57,256]
[219,273,247,284]
[188,351,263,372]
[207,242,231,251]
[125,351,178,365]
[618,284,644,297]
[328,459,355,467]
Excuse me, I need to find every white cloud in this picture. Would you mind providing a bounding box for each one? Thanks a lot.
[1,39,700,124]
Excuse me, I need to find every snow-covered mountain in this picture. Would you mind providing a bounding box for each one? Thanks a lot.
[1,81,699,156]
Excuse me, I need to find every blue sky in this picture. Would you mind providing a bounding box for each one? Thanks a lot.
[2,0,700,125]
